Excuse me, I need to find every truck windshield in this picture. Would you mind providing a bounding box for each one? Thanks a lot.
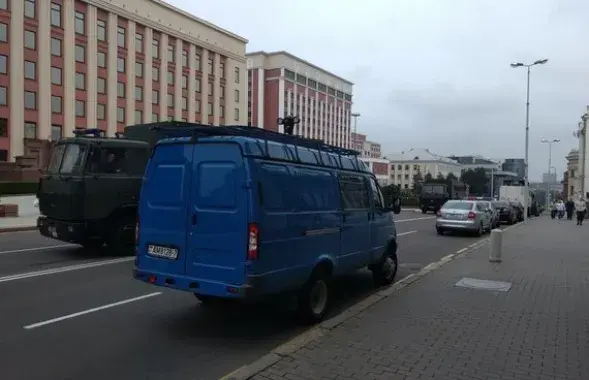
[60,144,88,174]
[422,185,445,194]
[46,144,66,173]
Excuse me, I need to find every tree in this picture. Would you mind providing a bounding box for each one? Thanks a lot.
[436,173,446,181]
[424,172,434,182]
[460,168,488,195]
[381,184,400,206]
[412,170,423,194]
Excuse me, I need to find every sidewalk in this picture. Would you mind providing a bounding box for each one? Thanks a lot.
[0,195,38,232]
[247,217,589,380]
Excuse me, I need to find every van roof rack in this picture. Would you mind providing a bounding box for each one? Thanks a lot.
[147,121,360,157]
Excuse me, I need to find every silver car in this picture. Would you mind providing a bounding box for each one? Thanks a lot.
[435,200,493,236]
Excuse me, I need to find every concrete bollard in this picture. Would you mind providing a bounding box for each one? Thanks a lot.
[489,229,503,262]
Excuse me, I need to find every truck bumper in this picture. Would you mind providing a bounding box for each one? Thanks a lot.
[37,216,89,244]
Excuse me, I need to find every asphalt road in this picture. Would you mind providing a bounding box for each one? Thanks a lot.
[0,210,495,380]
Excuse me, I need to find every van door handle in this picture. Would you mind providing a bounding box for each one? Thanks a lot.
[191,213,197,225]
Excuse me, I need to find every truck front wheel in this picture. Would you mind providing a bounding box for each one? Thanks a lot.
[106,216,135,256]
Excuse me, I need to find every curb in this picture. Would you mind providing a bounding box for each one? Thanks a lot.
[219,220,528,380]
[0,225,37,233]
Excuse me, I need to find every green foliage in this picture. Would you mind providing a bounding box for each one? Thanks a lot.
[0,181,39,195]
[460,168,489,195]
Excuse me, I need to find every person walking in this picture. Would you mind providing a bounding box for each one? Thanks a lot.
[574,197,587,226]
[565,198,575,220]
[556,200,565,220]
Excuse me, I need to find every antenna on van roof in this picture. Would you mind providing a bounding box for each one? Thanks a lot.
[73,128,105,138]
[277,116,300,135]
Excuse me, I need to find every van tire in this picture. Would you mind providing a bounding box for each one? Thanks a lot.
[371,250,398,287]
[296,267,331,324]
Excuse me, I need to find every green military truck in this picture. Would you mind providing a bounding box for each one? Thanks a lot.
[419,180,467,214]
[37,123,180,255]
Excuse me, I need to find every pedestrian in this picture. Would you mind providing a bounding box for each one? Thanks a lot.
[574,197,587,226]
[556,200,565,220]
[565,198,575,220]
[550,201,557,219]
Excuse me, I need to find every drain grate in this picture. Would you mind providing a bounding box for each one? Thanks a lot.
[455,277,512,292]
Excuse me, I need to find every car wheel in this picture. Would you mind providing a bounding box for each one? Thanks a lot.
[475,222,483,237]
[436,227,444,235]
[296,267,331,324]
[371,251,398,287]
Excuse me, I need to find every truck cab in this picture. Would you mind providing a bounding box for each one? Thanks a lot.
[37,129,150,253]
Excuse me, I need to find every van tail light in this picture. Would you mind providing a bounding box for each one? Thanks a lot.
[467,212,476,220]
[247,223,259,260]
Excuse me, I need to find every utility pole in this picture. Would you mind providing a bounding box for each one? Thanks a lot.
[351,113,361,135]
[541,138,560,209]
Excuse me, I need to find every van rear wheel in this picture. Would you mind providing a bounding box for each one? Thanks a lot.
[296,269,331,324]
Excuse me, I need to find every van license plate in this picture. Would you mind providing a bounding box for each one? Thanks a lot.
[147,245,178,260]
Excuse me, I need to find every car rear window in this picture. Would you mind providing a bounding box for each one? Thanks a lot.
[493,201,510,207]
[443,201,473,210]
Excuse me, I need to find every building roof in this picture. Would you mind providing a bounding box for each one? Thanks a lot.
[448,155,497,165]
[245,50,353,85]
[384,148,460,164]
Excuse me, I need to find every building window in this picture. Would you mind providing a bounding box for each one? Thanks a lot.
[51,37,61,56]
[51,96,62,113]
[24,30,36,50]
[234,89,240,103]
[234,108,239,121]
[135,33,143,53]
[75,45,85,62]
[135,110,142,123]
[97,20,106,41]
[97,77,106,93]
[219,61,225,78]
[24,91,36,110]
[182,96,187,110]
[207,56,213,74]
[50,3,62,28]
[207,82,213,94]
[195,78,201,92]
[117,82,125,98]
[0,55,4,74]
[117,27,125,48]
[117,57,125,73]
[51,125,62,141]
[135,62,143,78]
[75,72,85,90]
[220,86,225,99]
[51,67,62,85]
[0,1,6,11]
[97,51,106,67]
[182,50,188,67]
[234,67,240,83]
[182,75,188,89]
[135,86,143,102]
[167,44,174,62]
[24,61,36,80]
[24,122,37,139]
[75,100,85,117]
[0,119,6,138]
[117,107,125,123]
[152,90,159,104]
[152,39,159,58]
[151,113,158,122]
[167,71,174,85]
[208,102,213,116]
[220,105,224,117]
[0,86,6,105]
[97,103,106,120]
[0,23,6,42]
[152,67,159,82]
[195,53,201,70]
[24,0,36,19]
[167,94,174,108]
[195,100,200,113]
[74,11,85,35]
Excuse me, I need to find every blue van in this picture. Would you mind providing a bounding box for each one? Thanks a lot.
[133,124,399,323]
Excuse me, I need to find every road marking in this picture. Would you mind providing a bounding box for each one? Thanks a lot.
[440,253,454,261]
[456,247,468,254]
[23,292,162,330]
[396,216,435,223]
[0,257,134,284]
[0,244,76,256]
[397,230,417,237]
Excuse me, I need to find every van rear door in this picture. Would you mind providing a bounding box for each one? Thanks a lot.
[138,142,194,275]
[185,143,249,286]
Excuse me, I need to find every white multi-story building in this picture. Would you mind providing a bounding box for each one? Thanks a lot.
[385,148,463,189]
[575,106,588,198]
[359,157,390,186]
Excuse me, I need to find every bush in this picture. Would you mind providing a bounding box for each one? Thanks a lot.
[0,181,39,196]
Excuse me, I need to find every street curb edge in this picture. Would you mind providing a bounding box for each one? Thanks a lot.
[219,219,529,380]
[0,226,37,233]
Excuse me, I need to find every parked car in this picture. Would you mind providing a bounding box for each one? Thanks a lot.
[436,200,493,236]
[492,200,516,225]
[133,124,399,324]
[509,201,525,222]
[479,200,499,229]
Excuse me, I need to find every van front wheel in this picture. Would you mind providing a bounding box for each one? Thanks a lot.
[371,251,398,286]
[296,269,331,324]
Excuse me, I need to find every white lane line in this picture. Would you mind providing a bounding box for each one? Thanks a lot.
[396,216,435,223]
[440,253,454,261]
[0,244,76,256]
[0,257,133,284]
[397,230,417,237]
[23,292,162,330]
[456,247,468,254]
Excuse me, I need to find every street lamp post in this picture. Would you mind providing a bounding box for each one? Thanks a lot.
[541,138,560,208]
[351,113,361,135]
[510,59,549,221]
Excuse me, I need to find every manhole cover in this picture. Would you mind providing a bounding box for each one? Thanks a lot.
[455,277,512,292]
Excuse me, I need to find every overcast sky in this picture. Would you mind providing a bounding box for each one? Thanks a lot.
[169,0,588,181]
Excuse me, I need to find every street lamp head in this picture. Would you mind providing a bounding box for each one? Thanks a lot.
[541,139,549,143]
[510,63,524,68]
[553,138,560,143]
[533,59,548,65]
[351,113,361,117]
